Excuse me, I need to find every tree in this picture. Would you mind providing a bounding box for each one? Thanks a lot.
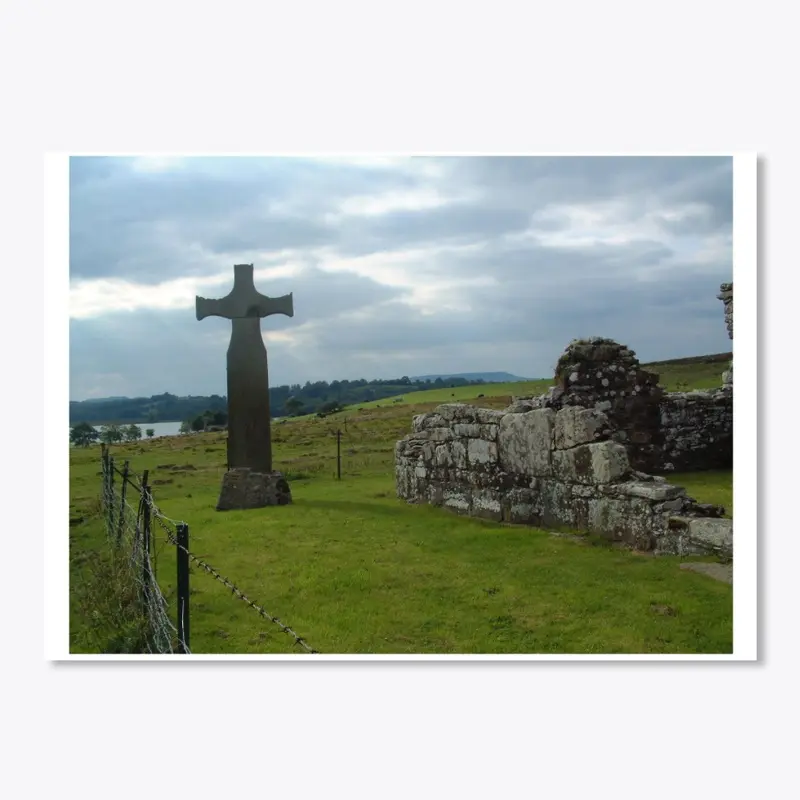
[70,421,99,447]
[285,396,304,416]
[209,410,227,426]
[145,428,155,439]
[179,420,191,435]
[124,424,142,442]
[99,424,124,444]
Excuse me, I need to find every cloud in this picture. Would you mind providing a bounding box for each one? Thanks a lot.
[68,155,733,400]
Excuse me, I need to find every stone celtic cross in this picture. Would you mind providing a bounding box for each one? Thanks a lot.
[196,263,293,474]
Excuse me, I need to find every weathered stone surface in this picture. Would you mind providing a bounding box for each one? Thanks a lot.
[552,441,630,484]
[216,468,292,510]
[434,440,468,469]
[616,481,685,501]
[587,497,656,550]
[498,409,555,477]
[657,516,733,559]
[475,408,507,425]
[717,282,733,388]
[415,413,447,431]
[553,406,610,450]
[686,517,733,558]
[453,422,499,440]
[442,487,471,514]
[467,438,498,465]
[472,489,503,521]
[435,403,480,422]
[501,487,539,524]
[659,388,732,471]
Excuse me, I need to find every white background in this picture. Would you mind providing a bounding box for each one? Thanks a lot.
[2,0,793,797]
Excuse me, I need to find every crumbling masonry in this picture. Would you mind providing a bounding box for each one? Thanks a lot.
[395,283,734,558]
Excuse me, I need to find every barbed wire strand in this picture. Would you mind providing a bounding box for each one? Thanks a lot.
[142,492,319,655]
[100,461,187,654]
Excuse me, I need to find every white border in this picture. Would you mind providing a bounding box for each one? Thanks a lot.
[51,153,753,661]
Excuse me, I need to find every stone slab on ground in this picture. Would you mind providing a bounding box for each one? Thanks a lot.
[216,467,292,510]
[679,562,733,584]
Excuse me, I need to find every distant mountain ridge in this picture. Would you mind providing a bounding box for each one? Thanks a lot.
[411,371,530,383]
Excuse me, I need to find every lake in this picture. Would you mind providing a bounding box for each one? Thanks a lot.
[88,420,184,440]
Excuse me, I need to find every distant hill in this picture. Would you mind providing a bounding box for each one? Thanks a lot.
[411,371,529,383]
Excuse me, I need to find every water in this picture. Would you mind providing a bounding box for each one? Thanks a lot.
[91,420,184,440]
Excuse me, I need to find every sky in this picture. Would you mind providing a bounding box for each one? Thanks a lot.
[68,155,733,401]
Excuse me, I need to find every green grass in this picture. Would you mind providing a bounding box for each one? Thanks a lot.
[69,358,733,655]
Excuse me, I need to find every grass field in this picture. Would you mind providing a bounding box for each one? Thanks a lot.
[69,357,733,655]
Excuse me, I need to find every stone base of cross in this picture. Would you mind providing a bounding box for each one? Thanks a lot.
[216,468,292,511]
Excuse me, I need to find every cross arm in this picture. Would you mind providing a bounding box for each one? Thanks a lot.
[196,291,294,321]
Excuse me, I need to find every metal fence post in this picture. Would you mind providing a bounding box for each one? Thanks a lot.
[176,523,190,653]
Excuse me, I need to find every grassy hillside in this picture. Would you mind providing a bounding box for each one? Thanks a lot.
[69,355,733,656]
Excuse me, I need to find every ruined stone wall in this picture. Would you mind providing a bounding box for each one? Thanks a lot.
[506,333,733,475]
[718,282,733,388]
[396,402,732,558]
[507,338,665,472]
[659,389,733,472]
[395,286,734,556]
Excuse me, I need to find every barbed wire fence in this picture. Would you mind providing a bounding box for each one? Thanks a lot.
[99,444,319,655]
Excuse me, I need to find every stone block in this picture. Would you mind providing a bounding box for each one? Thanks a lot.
[553,406,610,449]
[472,489,503,521]
[475,408,507,425]
[587,497,655,549]
[427,482,444,506]
[498,408,555,478]
[216,468,292,511]
[435,403,479,422]
[453,423,482,438]
[434,440,467,469]
[418,413,447,430]
[591,441,630,483]
[442,487,471,514]
[467,438,498,465]
[616,480,685,501]
[452,422,500,440]
[687,518,733,558]
[501,487,540,524]
[552,441,629,485]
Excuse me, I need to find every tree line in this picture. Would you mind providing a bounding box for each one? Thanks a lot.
[70,421,156,447]
[69,375,487,424]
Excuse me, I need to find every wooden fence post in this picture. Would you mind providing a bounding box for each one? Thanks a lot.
[100,445,108,517]
[108,456,116,536]
[116,460,130,545]
[141,470,151,596]
[176,523,190,653]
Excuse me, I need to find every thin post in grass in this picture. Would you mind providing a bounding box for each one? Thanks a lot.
[176,523,190,653]
[116,460,130,545]
[100,444,109,516]
[141,470,151,596]
[108,455,115,537]
[337,428,341,480]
